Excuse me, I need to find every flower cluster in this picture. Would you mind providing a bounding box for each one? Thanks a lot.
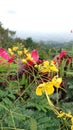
[35,60,58,73]
[22,49,39,65]
[8,45,39,66]
[36,75,62,96]
[54,49,73,66]
[58,111,73,130]
[8,46,23,57]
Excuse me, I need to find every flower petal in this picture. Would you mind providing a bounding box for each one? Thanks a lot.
[60,50,67,59]
[36,87,43,96]
[31,49,39,62]
[0,48,14,63]
[46,82,54,95]
[0,48,10,60]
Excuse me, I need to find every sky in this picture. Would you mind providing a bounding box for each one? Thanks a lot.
[0,0,73,41]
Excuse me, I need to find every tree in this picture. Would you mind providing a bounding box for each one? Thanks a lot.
[0,22,16,48]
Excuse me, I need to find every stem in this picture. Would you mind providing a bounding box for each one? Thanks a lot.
[0,127,24,130]
[0,122,3,130]
[16,62,20,93]
[45,91,54,107]
[45,91,59,115]
[5,63,10,79]
[56,88,59,105]
[10,110,16,130]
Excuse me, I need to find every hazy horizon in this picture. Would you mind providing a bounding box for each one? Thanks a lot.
[16,31,73,43]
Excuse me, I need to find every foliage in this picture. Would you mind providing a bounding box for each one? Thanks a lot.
[0,43,73,130]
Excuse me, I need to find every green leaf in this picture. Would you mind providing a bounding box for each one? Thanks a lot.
[3,97,12,105]
[29,118,37,130]
[0,90,4,97]
[65,71,73,76]
[8,94,16,100]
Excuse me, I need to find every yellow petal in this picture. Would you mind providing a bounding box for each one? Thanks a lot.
[71,125,73,130]
[58,111,65,118]
[46,82,54,95]
[17,51,22,56]
[46,86,54,95]
[36,83,46,96]
[22,59,27,63]
[36,87,42,96]
[13,46,18,51]
[52,76,62,88]
[71,117,73,124]
[8,48,12,52]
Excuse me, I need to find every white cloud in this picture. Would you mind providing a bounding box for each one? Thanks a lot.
[0,0,73,33]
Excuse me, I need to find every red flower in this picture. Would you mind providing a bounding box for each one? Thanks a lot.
[8,57,14,63]
[60,50,67,59]
[27,49,39,66]
[27,60,34,66]
[66,56,72,65]
[0,48,14,63]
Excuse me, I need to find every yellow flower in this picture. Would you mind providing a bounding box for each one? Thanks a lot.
[65,113,72,118]
[22,59,27,63]
[24,48,28,54]
[34,64,38,68]
[26,53,33,61]
[8,48,12,52]
[58,111,65,118]
[71,117,73,124]
[71,125,73,130]
[37,61,50,73]
[36,82,54,96]
[50,60,58,72]
[36,83,45,96]
[17,51,22,56]
[43,61,49,66]
[45,82,54,95]
[52,76,62,88]
[40,67,49,73]
[36,60,58,73]
[8,48,14,56]
[10,51,14,56]
[13,46,18,51]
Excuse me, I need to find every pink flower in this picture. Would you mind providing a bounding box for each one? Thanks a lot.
[30,49,46,65]
[31,49,39,62]
[25,49,45,67]
[0,48,14,63]
[60,50,67,59]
